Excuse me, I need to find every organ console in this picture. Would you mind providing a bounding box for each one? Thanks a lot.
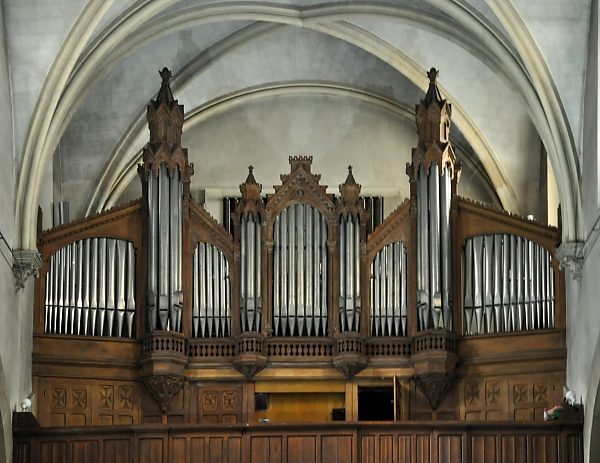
[20,66,579,463]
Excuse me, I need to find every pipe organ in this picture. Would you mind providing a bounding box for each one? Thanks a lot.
[29,67,574,449]
[463,234,554,335]
[370,241,407,336]
[192,242,231,337]
[272,204,329,337]
[44,238,136,337]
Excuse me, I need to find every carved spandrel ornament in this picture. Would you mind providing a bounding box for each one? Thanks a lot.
[142,374,185,414]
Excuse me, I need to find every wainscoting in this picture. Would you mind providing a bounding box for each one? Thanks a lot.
[13,418,582,463]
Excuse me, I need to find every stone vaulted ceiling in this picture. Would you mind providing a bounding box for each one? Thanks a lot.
[5,0,590,249]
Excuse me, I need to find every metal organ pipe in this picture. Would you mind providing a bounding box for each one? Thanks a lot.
[239,213,262,333]
[272,205,328,337]
[43,238,136,337]
[417,164,429,329]
[462,234,555,335]
[416,161,453,331]
[145,162,183,333]
[192,242,231,338]
[429,163,441,328]
[370,242,407,336]
[339,213,361,333]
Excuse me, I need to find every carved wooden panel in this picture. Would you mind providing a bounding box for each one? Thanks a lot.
[38,379,140,427]
[460,374,562,422]
[198,385,243,424]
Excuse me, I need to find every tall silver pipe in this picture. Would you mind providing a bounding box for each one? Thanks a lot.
[549,255,555,327]
[417,165,429,328]
[542,249,548,328]
[90,238,98,335]
[493,234,502,332]
[273,216,280,335]
[281,211,288,336]
[502,234,510,331]
[240,217,247,331]
[313,209,321,335]
[392,243,400,335]
[57,247,65,333]
[45,255,52,333]
[339,217,346,332]
[210,245,223,337]
[306,210,313,335]
[158,164,170,330]
[473,236,485,334]
[515,236,523,330]
[297,205,305,335]
[192,246,199,336]
[373,252,381,336]
[464,239,474,335]
[320,217,327,334]
[225,258,231,335]
[199,243,207,337]
[440,166,451,329]
[483,235,494,333]
[533,245,540,329]
[82,239,90,335]
[126,242,135,337]
[247,216,256,331]
[147,173,158,331]
[64,246,71,334]
[116,240,126,337]
[53,251,60,333]
[97,238,106,336]
[523,240,531,330]
[76,241,83,335]
[288,206,296,335]
[255,220,261,331]
[106,239,116,336]
[401,244,407,335]
[354,215,361,332]
[347,217,354,331]
[511,235,519,330]
[176,176,183,332]
[386,242,393,334]
[169,169,178,332]
[218,248,225,336]
[429,164,441,328]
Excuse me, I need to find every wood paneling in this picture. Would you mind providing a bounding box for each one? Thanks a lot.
[13,422,582,463]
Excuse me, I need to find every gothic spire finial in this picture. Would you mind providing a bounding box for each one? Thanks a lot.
[423,67,444,108]
[344,165,357,185]
[155,67,175,106]
[246,165,257,184]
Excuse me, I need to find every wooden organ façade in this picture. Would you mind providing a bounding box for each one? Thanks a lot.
[17,67,581,463]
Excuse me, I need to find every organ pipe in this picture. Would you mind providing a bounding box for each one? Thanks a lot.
[370,242,407,336]
[272,205,328,336]
[339,213,361,333]
[416,161,453,331]
[145,162,184,332]
[462,234,555,335]
[192,242,231,338]
[44,238,136,337]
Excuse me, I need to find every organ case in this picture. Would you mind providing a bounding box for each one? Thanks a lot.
[31,67,569,428]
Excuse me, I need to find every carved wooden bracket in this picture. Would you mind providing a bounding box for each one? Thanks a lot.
[411,330,457,409]
[413,372,456,410]
[142,374,185,414]
[333,333,367,379]
[233,333,267,380]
